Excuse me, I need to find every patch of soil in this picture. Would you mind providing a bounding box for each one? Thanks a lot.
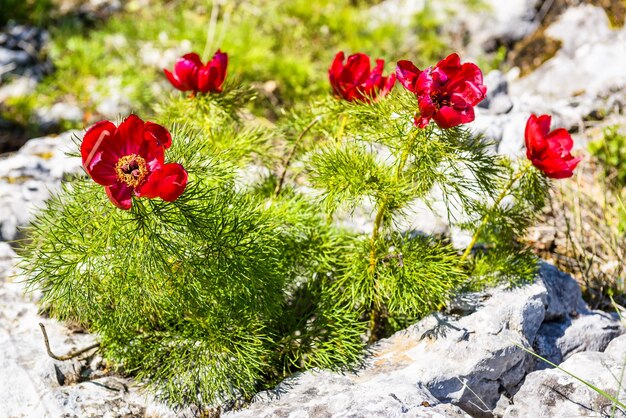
[509,0,625,75]
[509,29,562,76]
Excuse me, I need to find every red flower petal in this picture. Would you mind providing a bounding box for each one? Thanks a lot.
[198,65,218,93]
[433,106,471,129]
[138,137,165,172]
[172,54,201,91]
[330,52,394,102]
[525,114,580,178]
[138,163,188,201]
[182,52,203,67]
[198,50,228,93]
[81,120,116,169]
[381,73,396,96]
[446,63,486,106]
[144,122,172,149]
[536,114,552,136]
[344,53,370,84]
[115,114,145,156]
[163,68,184,90]
[417,94,436,122]
[436,53,461,74]
[105,182,133,210]
[396,60,422,92]
[416,69,435,96]
[545,128,573,155]
[329,51,345,89]
[534,157,575,179]
[213,49,228,67]
[525,114,549,160]
[414,114,430,129]
[87,153,118,186]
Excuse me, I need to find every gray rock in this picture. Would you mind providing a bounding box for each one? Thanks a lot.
[478,69,513,116]
[0,130,83,242]
[534,311,624,371]
[0,76,37,102]
[0,23,51,81]
[508,5,626,129]
[227,263,624,418]
[0,276,185,418]
[34,102,84,131]
[512,5,626,100]
[0,241,16,280]
[485,95,514,115]
[58,0,123,21]
[539,263,586,320]
[369,0,540,58]
[468,5,626,159]
[0,47,30,67]
[504,334,626,418]
[227,370,471,418]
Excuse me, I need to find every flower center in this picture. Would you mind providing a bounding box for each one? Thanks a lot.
[115,154,149,188]
[431,92,451,110]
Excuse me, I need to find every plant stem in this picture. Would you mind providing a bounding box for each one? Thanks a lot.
[202,0,221,61]
[460,162,532,262]
[336,114,348,141]
[368,130,417,274]
[39,323,100,361]
[274,116,321,197]
[368,202,387,274]
[368,129,419,341]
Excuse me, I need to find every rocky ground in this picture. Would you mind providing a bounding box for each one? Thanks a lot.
[1,1,626,417]
[226,264,625,418]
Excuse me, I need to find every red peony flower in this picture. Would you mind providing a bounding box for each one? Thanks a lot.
[396,53,486,129]
[198,49,228,93]
[164,50,228,94]
[81,115,188,210]
[524,114,581,179]
[164,53,202,92]
[329,51,396,103]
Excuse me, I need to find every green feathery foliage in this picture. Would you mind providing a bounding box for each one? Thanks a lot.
[156,83,278,168]
[20,122,364,409]
[299,89,545,339]
[464,160,550,289]
[19,52,554,411]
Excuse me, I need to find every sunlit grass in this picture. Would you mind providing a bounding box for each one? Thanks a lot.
[2,0,453,129]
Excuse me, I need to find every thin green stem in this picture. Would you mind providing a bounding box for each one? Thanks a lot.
[335,114,348,141]
[202,0,221,61]
[460,162,532,262]
[368,202,387,275]
[368,129,418,274]
[274,116,321,197]
[368,128,420,341]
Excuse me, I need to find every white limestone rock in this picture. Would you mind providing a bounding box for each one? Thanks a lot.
[504,334,626,418]
[227,264,624,418]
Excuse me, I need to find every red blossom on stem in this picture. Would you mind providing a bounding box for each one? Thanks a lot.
[524,114,581,179]
[164,50,228,94]
[81,115,188,210]
[396,53,486,129]
[329,51,396,103]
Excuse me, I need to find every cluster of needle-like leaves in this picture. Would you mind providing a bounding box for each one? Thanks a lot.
[21,82,550,409]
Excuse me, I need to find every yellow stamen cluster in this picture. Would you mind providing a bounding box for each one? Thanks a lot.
[115,154,149,188]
